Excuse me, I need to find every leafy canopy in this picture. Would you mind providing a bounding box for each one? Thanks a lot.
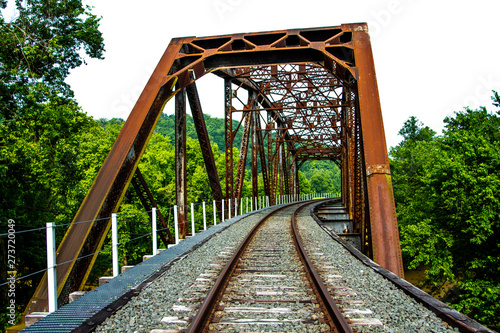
[0,0,104,120]
[390,93,500,329]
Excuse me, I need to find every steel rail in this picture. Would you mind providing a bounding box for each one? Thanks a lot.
[291,203,353,333]
[186,200,352,333]
[185,203,293,333]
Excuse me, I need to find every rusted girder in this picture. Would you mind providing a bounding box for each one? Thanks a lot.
[352,25,404,277]
[175,88,188,238]
[185,81,223,219]
[255,111,271,199]
[251,110,259,207]
[26,38,184,314]
[234,109,252,201]
[28,24,405,316]
[130,167,174,245]
[224,78,234,214]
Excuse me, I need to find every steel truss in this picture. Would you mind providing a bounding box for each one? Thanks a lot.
[27,24,403,314]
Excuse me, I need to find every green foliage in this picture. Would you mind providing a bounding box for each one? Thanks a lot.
[154,113,243,151]
[301,160,341,194]
[0,0,104,119]
[390,97,500,329]
[298,171,312,194]
[0,2,104,329]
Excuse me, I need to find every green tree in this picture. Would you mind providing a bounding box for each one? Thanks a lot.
[298,171,312,194]
[390,95,500,329]
[0,2,104,329]
[0,0,104,119]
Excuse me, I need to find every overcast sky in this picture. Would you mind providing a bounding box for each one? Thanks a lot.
[62,0,499,149]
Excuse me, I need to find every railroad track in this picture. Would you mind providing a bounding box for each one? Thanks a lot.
[43,199,487,333]
[183,201,354,332]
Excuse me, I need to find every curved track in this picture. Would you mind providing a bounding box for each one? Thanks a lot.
[186,201,352,333]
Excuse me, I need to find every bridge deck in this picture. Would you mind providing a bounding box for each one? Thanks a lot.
[21,206,274,332]
[22,201,493,333]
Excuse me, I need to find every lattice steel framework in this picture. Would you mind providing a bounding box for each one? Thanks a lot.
[27,23,403,315]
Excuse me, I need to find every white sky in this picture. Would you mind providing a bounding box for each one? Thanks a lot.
[62,0,499,149]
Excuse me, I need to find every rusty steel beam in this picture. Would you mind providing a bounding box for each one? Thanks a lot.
[234,110,252,201]
[255,111,271,199]
[278,137,284,202]
[26,38,185,314]
[185,81,223,219]
[224,78,234,213]
[267,118,276,205]
[352,24,404,277]
[282,140,290,196]
[175,88,188,238]
[251,111,258,206]
[130,167,174,245]
[28,25,405,316]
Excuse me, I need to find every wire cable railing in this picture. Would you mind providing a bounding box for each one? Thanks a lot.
[1,192,340,312]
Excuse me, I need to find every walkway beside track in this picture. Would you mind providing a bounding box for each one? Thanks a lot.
[21,205,281,333]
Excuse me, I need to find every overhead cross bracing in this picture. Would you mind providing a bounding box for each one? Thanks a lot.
[231,64,346,162]
[26,23,404,315]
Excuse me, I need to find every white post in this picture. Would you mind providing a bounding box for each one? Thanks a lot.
[241,198,243,215]
[266,196,269,207]
[203,201,207,231]
[191,203,195,236]
[235,198,238,217]
[112,213,118,277]
[152,208,157,256]
[228,199,232,219]
[46,222,57,312]
[222,200,225,222]
[213,200,217,226]
[174,205,179,244]
[246,197,249,212]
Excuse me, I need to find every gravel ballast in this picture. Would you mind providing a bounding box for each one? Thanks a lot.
[93,201,462,332]
[95,208,277,332]
[296,205,459,333]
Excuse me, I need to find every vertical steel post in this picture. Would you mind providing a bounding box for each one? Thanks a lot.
[111,213,118,277]
[174,205,179,245]
[224,79,234,216]
[222,200,225,222]
[352,23,404,277]
[152,208,157,255]
[251,112,258,205]
[175,88,188,238]
[213,200,217,226]
[46,222,57,312]
[279,143,283,202]
[191,203,195,236]
[203,201,207,231]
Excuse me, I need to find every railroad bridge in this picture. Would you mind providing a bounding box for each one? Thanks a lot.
[18,23,493,332]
